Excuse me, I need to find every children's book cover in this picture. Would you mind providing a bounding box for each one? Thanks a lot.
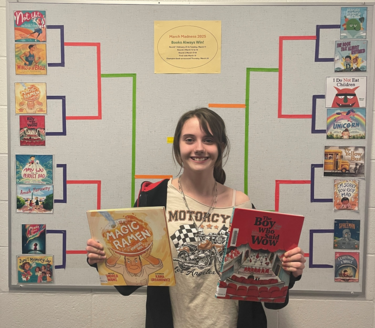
[16,185,54,214]
[327,108,366,139]
[340,7,367,39]
[326,77,366,108]
[324,146,365,178]
[16,154,53,185]
[335,252,359,282]
[15,43,47,75]
[22,224,46,254]
[15,82,47,114]
[14,11,46,42]
[17,255,53,283]
[334,40,367,72]
[334,179,359,211]
[87,207,176,286]
[334,220,360,250]
[216,208,304,303]
[20,116,46,146]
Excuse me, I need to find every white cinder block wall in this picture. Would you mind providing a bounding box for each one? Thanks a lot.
[1,0,374,327]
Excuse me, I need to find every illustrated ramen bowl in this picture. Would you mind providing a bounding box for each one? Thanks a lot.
[102,215,153,256]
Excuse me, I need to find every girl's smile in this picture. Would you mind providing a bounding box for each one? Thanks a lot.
[179,117,218,172]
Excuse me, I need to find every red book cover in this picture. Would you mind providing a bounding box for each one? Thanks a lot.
[216,208,304,303]
[20,115,45,146]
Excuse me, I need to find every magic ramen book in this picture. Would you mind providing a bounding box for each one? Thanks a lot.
[15,82,47,114]
[87,207,176,286]
[334,220,360,250]
[14,10,46,42]
[20,116,46,146]
[335,252,359,282]
[334,179,359,212]
[334,40,367,72]
[340,7,367,39]
[17,255,53,283]
[215,208,304,303]
[327,108,366,139]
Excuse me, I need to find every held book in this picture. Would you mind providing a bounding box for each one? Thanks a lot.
[215,208,304,303]
[87,207,176,286]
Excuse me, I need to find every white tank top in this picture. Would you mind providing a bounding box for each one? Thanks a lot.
[166,180,252,328]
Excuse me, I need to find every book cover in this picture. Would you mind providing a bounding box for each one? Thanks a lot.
[216,208,304,303]
[15,82,47,114]
[16,185,54,214]
[16,154,53,185]
[17,255,53,283]
[334,220,360,250]
[327,108,366,139]
[20,116,46,146]
[15,43,47,75]
[87,207,176,286]
[14,10,46,42]
[22,224,46,254]
[334,40,367,72]
[334,179,359,211]
[326,77,366,108]
[335,252,359,282]
[340,7,367,39]
[324,146,365,178]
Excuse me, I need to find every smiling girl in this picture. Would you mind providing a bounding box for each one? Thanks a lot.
[87,107,305,328]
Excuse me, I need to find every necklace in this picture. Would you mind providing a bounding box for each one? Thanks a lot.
[178,176,217,232]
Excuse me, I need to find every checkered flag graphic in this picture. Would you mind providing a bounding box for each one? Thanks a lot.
[170,224,199,248]
[218,225,229,236]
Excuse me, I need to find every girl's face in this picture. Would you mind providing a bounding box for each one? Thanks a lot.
[24,263,30,270]
[41,265,46,270]
[179,117,218,174]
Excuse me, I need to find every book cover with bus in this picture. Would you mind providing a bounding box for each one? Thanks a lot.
[325,77,366,108]
[20,115,46,146]
[215,208,304,303]
[334,40,367,72]
[324,146,365,178]
[87,207,176,286]
[326,108,366,139]
[335,252,359,282]
[333,180,359,211]
[340,7,367,39]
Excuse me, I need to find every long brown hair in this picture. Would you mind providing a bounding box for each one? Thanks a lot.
[172,107,230,184]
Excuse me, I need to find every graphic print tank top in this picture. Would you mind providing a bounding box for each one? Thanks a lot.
[166,180,252,328]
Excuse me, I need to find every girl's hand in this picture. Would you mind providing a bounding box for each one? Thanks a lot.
[281,247,306,277]
[86,239,106,265]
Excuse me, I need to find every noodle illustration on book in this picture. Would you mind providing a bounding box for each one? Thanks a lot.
[87,207,175,286]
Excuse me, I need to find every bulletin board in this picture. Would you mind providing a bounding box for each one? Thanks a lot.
[7,1,374,294]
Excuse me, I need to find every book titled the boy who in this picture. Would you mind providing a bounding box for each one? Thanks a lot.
[216,208,304,303]
[87,207,175,286]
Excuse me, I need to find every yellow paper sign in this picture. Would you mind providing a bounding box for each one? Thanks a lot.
[154,21,221,74]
